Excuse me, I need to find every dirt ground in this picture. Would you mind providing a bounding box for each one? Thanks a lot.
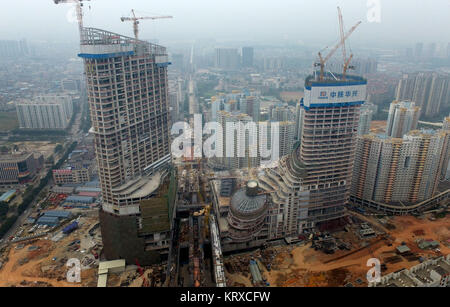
[0,217,99,287]
[225,215,450,287]
[7,141,58,159]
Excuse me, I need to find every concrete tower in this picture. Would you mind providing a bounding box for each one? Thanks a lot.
[79,28,172,264]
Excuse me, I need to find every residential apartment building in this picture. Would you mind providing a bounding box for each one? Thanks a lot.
[351,127,449,205]
[386,100,420,138]
[16,95,73,129]
[395,72,450,118]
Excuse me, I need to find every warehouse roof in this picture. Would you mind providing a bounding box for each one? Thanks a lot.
[0,190,16,202]
[66,195,95,203]
[43,210,71,218]
[37,216,60,224]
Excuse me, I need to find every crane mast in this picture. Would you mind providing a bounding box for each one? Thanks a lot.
[121,9,173,40]
[54,0,91,41]
[316,7,361,81]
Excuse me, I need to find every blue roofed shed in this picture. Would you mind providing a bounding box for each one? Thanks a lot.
[43,210,72,219]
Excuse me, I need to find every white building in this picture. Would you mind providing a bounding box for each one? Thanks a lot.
[386,100,420,138]
[370,255,450,287]
[16,95,73,129]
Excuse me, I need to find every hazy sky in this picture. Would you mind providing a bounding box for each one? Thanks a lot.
[0,0,449,47]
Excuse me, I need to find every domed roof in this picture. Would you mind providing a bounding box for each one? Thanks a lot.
[230,182,267,217]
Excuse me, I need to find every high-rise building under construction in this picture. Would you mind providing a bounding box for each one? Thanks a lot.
[259,73,367,235]
[351,126,449,205]
[79,28,173,264]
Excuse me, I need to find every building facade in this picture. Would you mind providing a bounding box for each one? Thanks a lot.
[79,28,172,264]
[16,95,73,129]
[215,48,240,70]
[0,152,43,188]
[351,128,449,205]
[259,74,367,236]
[242,47,254,67]
[386,101,420,138]
[395,73,450,118]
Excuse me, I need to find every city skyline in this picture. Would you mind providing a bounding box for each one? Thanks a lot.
[0,0,449,48]
[0,0,449,291]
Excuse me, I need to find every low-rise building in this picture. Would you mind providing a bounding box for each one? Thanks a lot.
[0,152,43,188]
[371,255,450,287]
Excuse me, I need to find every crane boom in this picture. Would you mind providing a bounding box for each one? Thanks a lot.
[121,16,173,21]
[121,9,173,40]
[338,7,347,64]
[316,13,361,81]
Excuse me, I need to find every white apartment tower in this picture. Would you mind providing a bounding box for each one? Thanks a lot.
[16,95,73,129]
[386,101,420,138]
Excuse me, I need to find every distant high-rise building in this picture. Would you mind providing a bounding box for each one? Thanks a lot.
[263,57,283,71]
[242,47,254,67]
[0,39,29,58]
[215,48,240,70]
[169,91,179,123]
[79,28,172,265]
[425,74,449,117]
[211,91,260,122]
[16,95,73,130]
[259,121,295,159]
[440,116,450,179]
[216,111,259,169]
[171,53,184,71]
[352,129,448,205]
[328,58,377,76]
[61,78,82,93]
[415,42,424,58]
[386,101,420,138]
[357,108,373,136]
[240,95,260,122]
[395,73,450,117]
[270,104,294,122]
[427,42,437,58]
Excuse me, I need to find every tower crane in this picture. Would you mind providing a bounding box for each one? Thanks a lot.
[315,8,361,81]
[338,7,356,80]
[54,0,91,39]
[121,9,173,40]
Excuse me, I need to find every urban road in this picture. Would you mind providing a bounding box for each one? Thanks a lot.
[0,101,86,249]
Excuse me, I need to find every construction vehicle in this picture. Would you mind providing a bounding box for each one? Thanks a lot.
[315,7,361,81]
[121,9,173,40]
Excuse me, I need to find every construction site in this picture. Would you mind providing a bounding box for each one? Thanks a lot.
[0,213,101,287]
[165,157,224,287]
[222,212,450,287]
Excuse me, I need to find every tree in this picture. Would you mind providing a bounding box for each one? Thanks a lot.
[54,144,63,154]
